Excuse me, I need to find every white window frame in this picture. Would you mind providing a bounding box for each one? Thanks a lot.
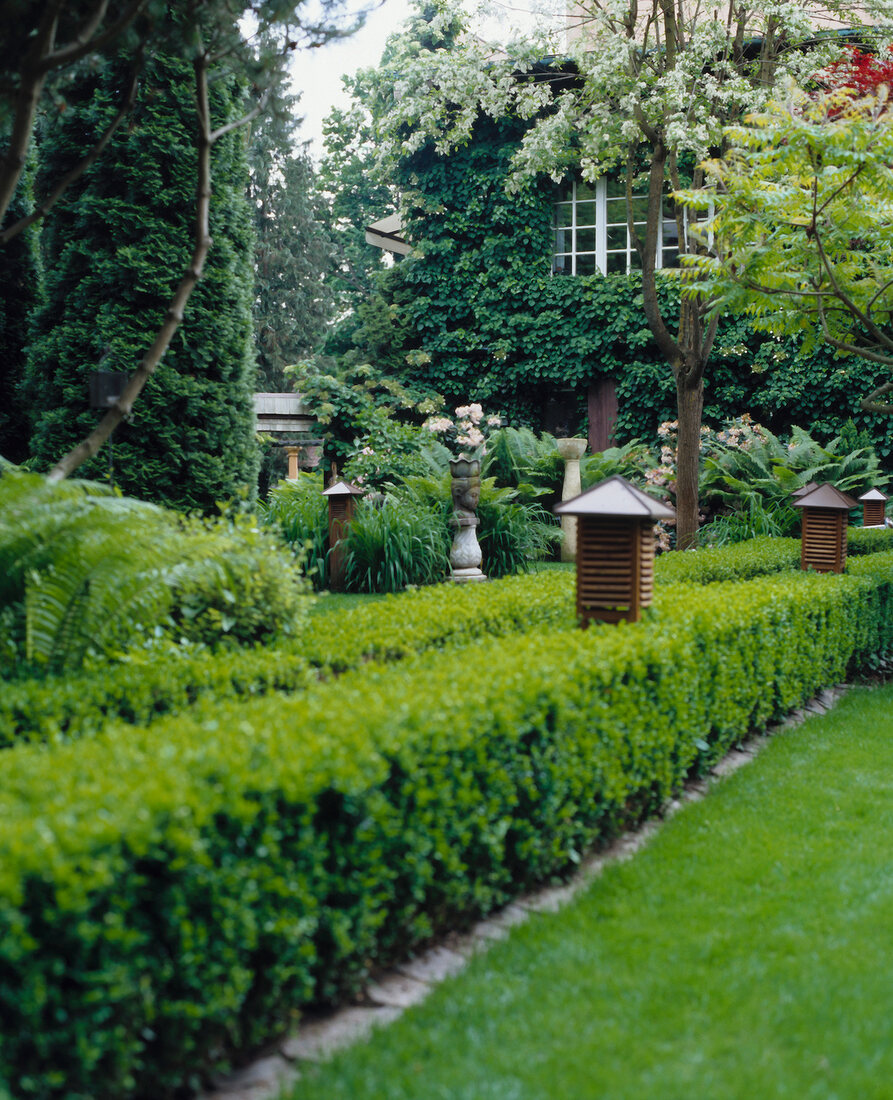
[551,178,681,276]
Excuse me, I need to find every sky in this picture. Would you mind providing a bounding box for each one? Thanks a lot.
[289,0,557,160]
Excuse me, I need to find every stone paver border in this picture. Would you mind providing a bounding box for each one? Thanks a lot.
[202,685,847,1100]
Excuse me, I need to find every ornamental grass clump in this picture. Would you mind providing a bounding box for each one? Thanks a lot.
[340,496,451,593]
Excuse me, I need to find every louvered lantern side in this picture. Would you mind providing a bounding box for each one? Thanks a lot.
[801,508,846,573]
[576,517,654,625]
[638,518,655,606]
[326,494,358,590]
[864,499,886,526]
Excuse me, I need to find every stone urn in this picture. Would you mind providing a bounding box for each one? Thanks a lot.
[556,437,587,562]
[449,455,487,582]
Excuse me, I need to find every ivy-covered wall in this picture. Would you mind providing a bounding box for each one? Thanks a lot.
[367,117,892,459]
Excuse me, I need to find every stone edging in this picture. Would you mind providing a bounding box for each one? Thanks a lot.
[202,684,847,1100]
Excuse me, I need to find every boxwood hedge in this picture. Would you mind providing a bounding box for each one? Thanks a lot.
[6,530,893,751]
[2,556,893,1097]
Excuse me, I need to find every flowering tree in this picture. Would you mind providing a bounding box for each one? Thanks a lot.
[678,58,893,414]
[370,0,893,547]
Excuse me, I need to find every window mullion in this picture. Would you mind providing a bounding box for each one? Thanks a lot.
[596,179,606,276]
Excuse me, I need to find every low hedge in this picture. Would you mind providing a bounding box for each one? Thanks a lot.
[5,529,892,750]
[0,571,576,748]
[653,536,801,584]
[848,526,893,555]
[0,648,317,749]
[3,556,893,1097]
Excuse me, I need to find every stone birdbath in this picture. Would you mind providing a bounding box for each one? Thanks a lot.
[449,455,487,582]
[556,437,587,562]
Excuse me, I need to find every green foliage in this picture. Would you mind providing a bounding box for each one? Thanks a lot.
[0,150,41,466]
[22,50,259,511]
[0,647,315,749]
[482,426,563,501]
[286,355,442,477]
[340,497,450,592]
[0,469,310,677]
[258,472,331,587]
[581,439,656,489]
[10,528,893,747]
[318,92,397,318]
[397,470,561,577]
[699,498,799,546]
[700,423,888,526]
[249,75,335,390]
[654,537,801,584]
[678,86,893,409]
[3,557,893,1095]
[1,569,579,746]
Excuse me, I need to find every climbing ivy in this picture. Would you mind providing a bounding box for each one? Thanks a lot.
[353,114,893,460]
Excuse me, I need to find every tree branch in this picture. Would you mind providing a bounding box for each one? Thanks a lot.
[860,379,893,414]
[41,0,149,73]
[0,54,143,246]
[0,0,65,224]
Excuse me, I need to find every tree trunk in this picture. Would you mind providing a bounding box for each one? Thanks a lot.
[674,362,704,551]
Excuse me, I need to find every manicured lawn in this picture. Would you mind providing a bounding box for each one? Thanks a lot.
[290,683,893,1100]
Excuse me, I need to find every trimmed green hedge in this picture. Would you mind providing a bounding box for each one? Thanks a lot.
[848,526,893,555]
[653,536,801,584]
[5,529,891,750]
[0,571,575,747]
[0,648,316,749]
[2,557,893,1097]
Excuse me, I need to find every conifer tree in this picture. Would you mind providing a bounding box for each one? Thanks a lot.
[23,49,259,510]
[249,84,335,391]
[0,158,41,465]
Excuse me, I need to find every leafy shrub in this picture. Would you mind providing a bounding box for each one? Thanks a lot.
[1,570,578,746]
[849,526,893,555]
[3,560,893,1096]
[654,537,801,585]
[0,468,310,676]
[257,472,330,588]
[700,422,889,521]
[341,496,451,592]
[0,648,314,749]
[698,497,800,546]
[398,471,560,578]
[581,438,655,490]
[482,426,564,501]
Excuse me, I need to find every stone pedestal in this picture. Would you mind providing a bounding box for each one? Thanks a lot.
[449,456,487,583]
[556,437,587,562]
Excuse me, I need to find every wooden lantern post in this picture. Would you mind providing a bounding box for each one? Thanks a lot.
[791,483,857,574]
[554,475,675,627]
[859,488,889,528]
[322,480,364,590]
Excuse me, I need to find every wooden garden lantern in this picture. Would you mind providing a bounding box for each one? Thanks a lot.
[859,488,889,528]
[791,481,818,501]
[322,480,364,590]
[791,483,857,574]
[554,475,675,627]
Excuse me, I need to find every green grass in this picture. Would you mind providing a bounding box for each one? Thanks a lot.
[289,683,893,1100]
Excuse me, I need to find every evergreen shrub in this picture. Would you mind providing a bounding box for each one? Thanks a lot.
[22,51,259,510]
[3,560,893,1096]
[0,470,310,676]
[8,531,893,746]
[1,570,577,745]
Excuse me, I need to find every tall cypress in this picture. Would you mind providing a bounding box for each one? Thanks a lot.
[0,151,41,466]
[23,49,258,511]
